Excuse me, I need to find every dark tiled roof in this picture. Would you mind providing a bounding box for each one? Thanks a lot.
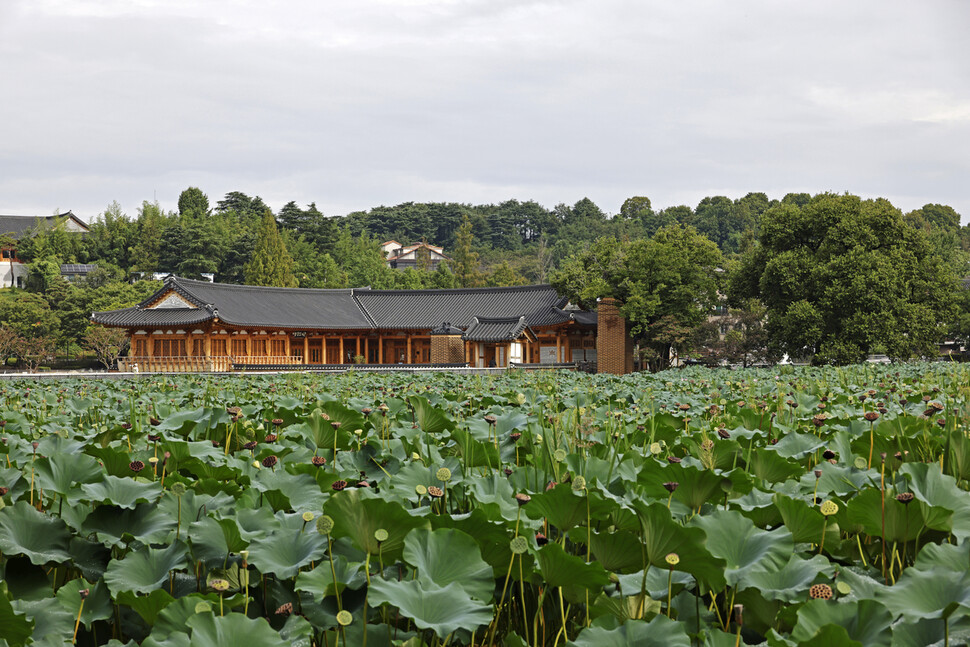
[462,316,528,342]
[355,284,568,330]
[92,306,216,327]
[0,212,88,239]
[93,276,590,332]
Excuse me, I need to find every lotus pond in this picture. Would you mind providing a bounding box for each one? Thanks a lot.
[1,364,970,646]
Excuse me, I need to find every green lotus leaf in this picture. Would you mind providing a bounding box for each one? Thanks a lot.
[104,541,189,596]
[846,488,924,542]
[525,483,616,532]
[116,589,176,626]
[78,503,175,548]
[890,616,970,647]
[184,611,284,646]
[791,599,893,647]
[567,615,691,646]
[293,409,353,451]
[911,541,970,573]
[55,578,113,630]
[32,452,102,496]
[367,578,493,638]
[773,493,840,545]
[589,529,647,573]
[431,508,535,576]
[740,554,836,602]
[898,462,966,534]
[449,426,500,469]
[324,488,431,561]
[880,567,970,621]
[640,462,726,511]
[805,462,875,497]
[251,469,327,513]
[691,510,793,586]
[0,589,33,647]
[463,473,518,521]
[11,596,75,645]
[771,431,827,458]
[294,554,366,599]
[188,516,248,566]
[403,528,495,602]
[86,445,140,478]
[146,594,244,643]
[80,474,162,509]
[279,614,314,647]
[536,541,610,592]
[408,395,455,434]
[69,536,112,581]
[631,501,727,591]
[748,449,803,483]
[0,501,73,565]
[246,526,328,580]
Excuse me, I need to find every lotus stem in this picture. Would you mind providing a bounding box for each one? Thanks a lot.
[488,553,516,646]
[667,568,674,618]
[72,598,85,644]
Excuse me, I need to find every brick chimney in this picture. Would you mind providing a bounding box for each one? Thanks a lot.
[596,298,633,374]
[430,322,465,364]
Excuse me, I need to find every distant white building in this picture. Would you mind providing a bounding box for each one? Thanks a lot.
[381,240,451,270]
[0,212,89,288]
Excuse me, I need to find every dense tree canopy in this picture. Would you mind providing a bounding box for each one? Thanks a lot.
[730,193,956,364]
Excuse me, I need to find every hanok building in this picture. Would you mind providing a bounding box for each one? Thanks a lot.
[381,240,451,271]
[0,212,89,288]
[92,276,616,373]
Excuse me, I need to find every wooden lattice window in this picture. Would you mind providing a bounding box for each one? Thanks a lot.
[231,339,247,357]
[134,339,148,357]
[251,339,267,357]
[192,338,205,356]
[211,338,227,356]
[153,338,186,357]
[271,339,286,357]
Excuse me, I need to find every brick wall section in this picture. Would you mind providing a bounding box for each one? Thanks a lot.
[597,297,633,375]
[431,334,465,364]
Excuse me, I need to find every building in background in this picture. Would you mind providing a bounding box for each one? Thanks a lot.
[0,212,89,288]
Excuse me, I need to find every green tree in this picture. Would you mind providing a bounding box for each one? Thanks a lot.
[731,193,955,364]
[332,228,396,289]
[552,224,723,371]
[451,215,485,288]
[244,211,298,287]
[129,201,169,273]
[486,261,527,287]
[177,187,210,219]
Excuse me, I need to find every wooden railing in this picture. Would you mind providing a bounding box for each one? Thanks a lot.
[119,356,231,372]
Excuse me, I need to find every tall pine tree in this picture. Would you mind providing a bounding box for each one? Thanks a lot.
[244,211,298,287]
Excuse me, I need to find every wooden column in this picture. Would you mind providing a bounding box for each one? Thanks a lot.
[339,337,344,364]
[365,337,369,364]
[556,333,562,363]
[564,335,571,364]
[356,336,361,360]
[406,335,412,364]
[378,337,383,364]
[303,336,308,364]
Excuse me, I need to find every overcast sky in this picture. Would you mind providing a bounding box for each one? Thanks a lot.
[1,0,968,222]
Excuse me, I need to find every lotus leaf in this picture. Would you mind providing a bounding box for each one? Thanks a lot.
[103,541,189,596]
[403,528,495,601]
[0,501,73,565]
[55,578,113,629]
[567,615,691,646]
[246,526,328,580]
[790,599,893,647]
[324,488,431,560]
[368,578,493,638]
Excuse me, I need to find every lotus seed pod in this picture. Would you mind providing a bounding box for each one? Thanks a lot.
[649,442,662,455]
[819,500,839,516]
[896,492,914,504]
[415,484,428,496]
[209,579,229,592]
[375,528,389,542]
[316,515,335,535]
[436,467,452,482]
[665,553,680,566]
[572,476,587,491]
[275,602,293,616]
[510,536,528,554]
[411,452,421,461]
[129,460,145,472]
[302,511,315,522]
[336,610,353,626]
[836,581,852,595]
[809,583,833,599]
[252,461,260,469]
[427,486,444,498]
[148,457,159,465]
[516,393,526,405]
[852,457,868,470]
[514,493,531,506]
[194,601,213,614]
[863,411,880,422]
[553,449,567,462]
[170,482,187,496]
